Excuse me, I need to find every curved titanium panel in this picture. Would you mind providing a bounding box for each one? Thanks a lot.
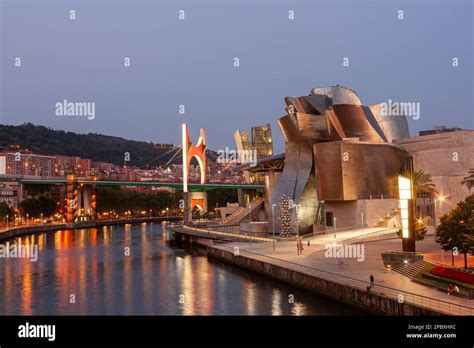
[314,141,407,200]
[270,140,316,234]
[332,104,385,143]
[332,85,362,106]
[369,103,410,142]
[278,114,303,142]
[310,86,336,98]
[295,113,330,141]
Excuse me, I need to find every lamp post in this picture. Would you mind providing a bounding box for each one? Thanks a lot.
[6,214,9,229]
[293,204,301,237]
[435,194,451,225]
[26,213,29,226]
[360,212,364,234]
[271,203,277,251]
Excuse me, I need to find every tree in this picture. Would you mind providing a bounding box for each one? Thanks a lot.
[207,188,238,209]
[0,202,14,220]
[435,195,474,269]
[397,221,428,241]
[19,195,56,218]
[395,170,437,221]
[462,168,474,190]
[411,170,437,198]
[20,198,41,218]
[96,187,181,215]
[37,195,56,217]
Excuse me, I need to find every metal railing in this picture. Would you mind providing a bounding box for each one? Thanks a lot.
[215,244,474,316]
[343,228,399,245]
[301,225,361,239]
[182,225,273,242]
[207,224,241,233]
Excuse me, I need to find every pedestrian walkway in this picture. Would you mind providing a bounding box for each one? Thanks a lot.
[217,230,474,311]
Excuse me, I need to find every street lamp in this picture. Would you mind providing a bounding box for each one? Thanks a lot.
[271,203,277,251]
[435,194,451,224]
[26,213,29,226]
[293,204,301,237]
[6,214,9,229]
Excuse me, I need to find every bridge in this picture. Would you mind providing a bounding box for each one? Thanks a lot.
[11,175,264,224]
[2,123,265,225]
[18,178,264,191]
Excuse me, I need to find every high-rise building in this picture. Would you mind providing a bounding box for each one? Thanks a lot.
[234,124,273,183]
[252,124,273,158]
[0,152,55,177]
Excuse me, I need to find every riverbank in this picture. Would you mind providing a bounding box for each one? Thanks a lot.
[170,225,474,316]
[0,216,181,242]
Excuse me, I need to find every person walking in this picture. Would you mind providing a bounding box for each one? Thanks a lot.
[296,239,300,255]
[299,239,304,255]
[369,275,374,288]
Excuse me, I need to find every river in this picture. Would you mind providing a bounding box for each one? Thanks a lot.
[0,223,362,315]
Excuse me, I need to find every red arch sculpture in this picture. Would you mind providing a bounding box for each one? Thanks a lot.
[182,123,206,192]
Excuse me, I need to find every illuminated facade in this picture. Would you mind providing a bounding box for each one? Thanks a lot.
[234,124,273,184]
[394,129,474,225]
[243,85,412,235]
[0,152,55,176]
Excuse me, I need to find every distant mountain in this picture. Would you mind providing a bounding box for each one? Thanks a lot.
[0,123,217,168]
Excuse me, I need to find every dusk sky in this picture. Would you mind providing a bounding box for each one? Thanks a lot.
[1,0,472,153]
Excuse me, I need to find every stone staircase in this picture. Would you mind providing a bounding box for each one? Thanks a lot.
[392,260,435,279]
[219,196,264,225]
[373,208,400,227]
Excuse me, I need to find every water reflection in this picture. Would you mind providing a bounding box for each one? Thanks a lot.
[0,224,362,315]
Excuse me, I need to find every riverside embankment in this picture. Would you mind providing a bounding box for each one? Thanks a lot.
[171,225,474,316]
[0,216,181,242]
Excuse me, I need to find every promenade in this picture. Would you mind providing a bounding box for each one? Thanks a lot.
[207,227,474,314]
[0,216,181,241]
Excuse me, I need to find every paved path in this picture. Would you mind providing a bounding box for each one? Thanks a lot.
[215,230,474,312]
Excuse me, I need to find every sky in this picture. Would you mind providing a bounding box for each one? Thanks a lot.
[1,0,473,153]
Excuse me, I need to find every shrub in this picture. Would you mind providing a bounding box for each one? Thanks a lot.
[430,265,474,285]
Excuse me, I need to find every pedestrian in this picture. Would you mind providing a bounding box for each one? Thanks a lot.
[299,239,304,254]
[447,284,454,295]
[296,239,300,255]
[307,240,310,247]
[369,275,374,288]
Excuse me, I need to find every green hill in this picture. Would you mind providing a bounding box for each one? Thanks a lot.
[0,123,216,168]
